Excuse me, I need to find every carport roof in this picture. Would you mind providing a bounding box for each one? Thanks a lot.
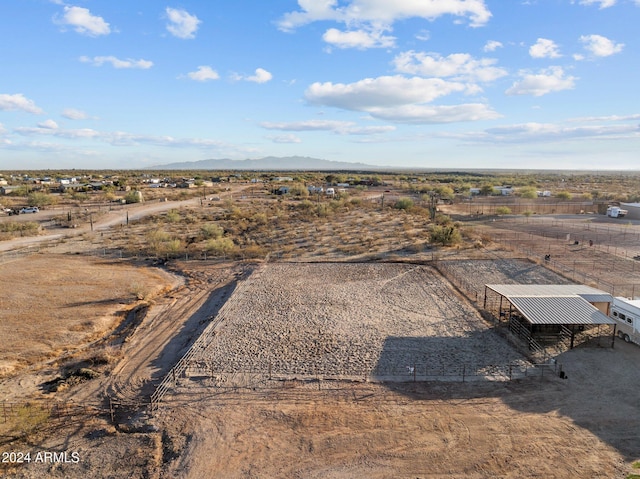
[485,284,615,326]
[508,296,615,325]
[486,284,611,301]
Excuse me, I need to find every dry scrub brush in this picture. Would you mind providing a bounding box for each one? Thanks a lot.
[119,195,479,261]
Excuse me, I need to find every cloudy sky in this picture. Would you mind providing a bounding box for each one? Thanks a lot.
[1,0,639,170]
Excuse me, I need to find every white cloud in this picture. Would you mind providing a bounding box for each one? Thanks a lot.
[15,126,100,139]
[322,27,396,49]
[415,29,430,41]
[579,34,624,57]
[62,108,89,120]
[306,75,471,110]
[393,51,507,82]
[235,68,273,83]
[187,66,220,82]
[478,121,639,143]
[277,0,492,32]
[56,6,110,36]
[483,40,503,52]
[37,119,59,129]
[506,67,576,96]
[80,56,153,69]
[304,75,498,124]
[0,93,44,114]
[267,134,302,144]
[261,119,396,135]
[529,38,561,58]
[569,113,640,122]
[579,0,616,8]
[367,103,501,124]
[166,7,201,39]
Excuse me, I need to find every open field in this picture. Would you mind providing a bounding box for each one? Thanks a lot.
[0,254,181,380]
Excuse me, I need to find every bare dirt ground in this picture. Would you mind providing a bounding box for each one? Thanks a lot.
[2,231,640,478]
[0,254,181,381]
[2,263,640,479]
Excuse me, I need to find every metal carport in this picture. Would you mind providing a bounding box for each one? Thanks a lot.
[483,284,617,349]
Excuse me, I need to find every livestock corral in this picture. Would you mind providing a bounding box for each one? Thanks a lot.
[161,262,533,393]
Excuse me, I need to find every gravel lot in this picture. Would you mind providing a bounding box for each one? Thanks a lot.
[187,262,532,382]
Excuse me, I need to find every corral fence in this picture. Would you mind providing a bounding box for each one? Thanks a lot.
[148,362,562,413]
[477,217,640,298]
[151,357,561,412]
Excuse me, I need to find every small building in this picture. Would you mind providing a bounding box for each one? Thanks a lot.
[484,284,616,350]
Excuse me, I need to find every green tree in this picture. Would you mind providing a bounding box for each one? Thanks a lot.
[206,237,236,256]
[429,224,462,246]
[518,187,538,199]
[124,190,143,204]
[480,184,495,196]
[27,192,55,208]
[495,206,511,215]
[201,223,224,239]
[433,185,454,199]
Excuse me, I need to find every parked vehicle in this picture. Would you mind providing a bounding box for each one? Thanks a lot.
[19,206,39,214]
[607,206,628,218]
[610,297,640,345]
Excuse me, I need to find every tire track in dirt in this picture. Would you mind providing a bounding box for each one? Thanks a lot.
[104,267,241,406]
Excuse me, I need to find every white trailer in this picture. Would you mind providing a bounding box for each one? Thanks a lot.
[607,206,628,218]
[611,297,640,345]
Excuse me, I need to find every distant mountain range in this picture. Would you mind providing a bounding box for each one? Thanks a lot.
[148,156,383,171]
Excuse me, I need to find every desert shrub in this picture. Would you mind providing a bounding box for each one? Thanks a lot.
[298,199,314,210]
[165,210,181,223]
[434,213,452,225]
[201,223,224,239]
[289,184,310,197]
[316,204,332,217]
[495,206,511,215]
[395,197,414,210]
[429,224,462,246]
[518,187,538,199]
[10,402,50,438]
[8,186,30,196]
[0,221,39,234]
[147,229,171,256]
[124,190,143,204]
[250,212,268,225]
[206,237,236,256]
[556,191,572,200]
[241,244,267,258]
[27,192,55,207]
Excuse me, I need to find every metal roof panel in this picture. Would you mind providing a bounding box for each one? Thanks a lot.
[508,296,615,325]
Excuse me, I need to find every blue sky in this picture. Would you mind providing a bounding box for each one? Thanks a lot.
[1,0,639,170]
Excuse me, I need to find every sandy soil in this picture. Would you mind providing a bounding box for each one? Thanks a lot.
[0,254,181,381]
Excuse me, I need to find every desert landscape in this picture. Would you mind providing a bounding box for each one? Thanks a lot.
[1,170,639,478]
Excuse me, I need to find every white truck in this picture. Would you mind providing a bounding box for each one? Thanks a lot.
[611,297,640,345]
[607,206,628,218]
